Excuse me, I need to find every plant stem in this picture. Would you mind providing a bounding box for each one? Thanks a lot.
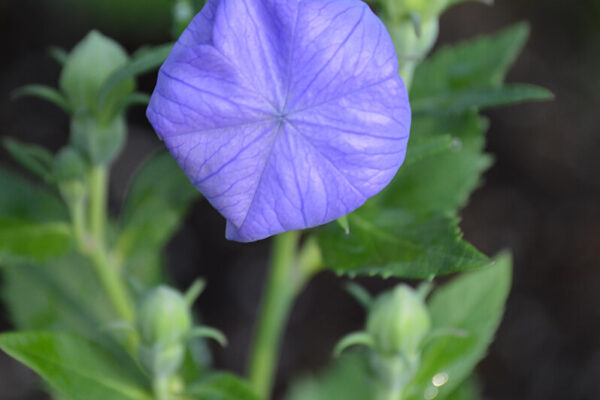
[89,166,108,243]
[87,165,135,324]
[70,195,87,251]
[153,375,170,400]
[247,230,302,399]
[89,247,135,323]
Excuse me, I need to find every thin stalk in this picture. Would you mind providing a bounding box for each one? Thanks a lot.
[89,166,108,243]
[89,248,135,324]
[70,194,87,251]
[247,230,302,399]
[153,375,170,400]
[87,165,135,324]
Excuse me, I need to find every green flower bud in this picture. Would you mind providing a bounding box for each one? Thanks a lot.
[70,112,126,165]
[137,342,185,378]
[59,30,133,119]
[366,284,431,357]
[137,286,192,347]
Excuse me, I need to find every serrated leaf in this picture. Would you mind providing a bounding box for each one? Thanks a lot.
[316,207,488,279]
[3,138,55,182]
[0,217,71,263]
[285,353,375,400]
[412,84,554,115]
[98,43,172,109]
[117,152,200,285]
[403,134,455,166]
[0,331,151,400]
[411,23,530,99]
[403,253,512,400]
[187,373,261,400]
[11,84,71,113]
[380,112,492,214]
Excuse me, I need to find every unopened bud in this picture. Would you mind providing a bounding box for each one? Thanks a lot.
[137,286,192,347]
[366,284,431,357]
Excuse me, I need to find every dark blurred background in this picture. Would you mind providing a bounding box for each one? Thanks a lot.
[0,0,598,399]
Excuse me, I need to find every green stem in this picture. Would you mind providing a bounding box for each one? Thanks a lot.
[87,165,135,324]
[89,248,134,323]
[247,230,302,399]
[153,375,170,400]
[70,195,87,251]
[89,166,108,243]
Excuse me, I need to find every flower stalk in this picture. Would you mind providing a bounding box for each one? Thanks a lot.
[247,230,322,398]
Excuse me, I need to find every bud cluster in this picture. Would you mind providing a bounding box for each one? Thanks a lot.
[336,284,433,399]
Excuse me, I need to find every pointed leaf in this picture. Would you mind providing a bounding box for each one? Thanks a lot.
[98,43,172,108]
[11,85,71,112]
[380,112,492,214]
[0,331,151,400]
[3,138,55,182]
[412,84,554,115]
[317,207,488,279]
[411,23,530,98]
[403,253,512,399]
[48,46,69,65]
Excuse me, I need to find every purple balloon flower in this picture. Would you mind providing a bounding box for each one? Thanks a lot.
[147,0,411,242]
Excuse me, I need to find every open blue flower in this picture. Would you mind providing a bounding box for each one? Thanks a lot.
[147,0,411,242]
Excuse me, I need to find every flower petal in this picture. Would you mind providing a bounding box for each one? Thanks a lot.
[147,0,411,242]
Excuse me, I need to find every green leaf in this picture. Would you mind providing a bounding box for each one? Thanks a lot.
[403,253,513,400]
[0,168,68,222]
[98,43,172,108]
[0,331,151,400]
[444,377,483,400]
[3,138,55,182]
[315,113,490,279]
[411,23,531,98]
[412,84,554,115]
[316,207,488,279]
[187,373,261,400]
[11,84,71,112]
[402,134,456,166]
[0,217,71,263]
[380,112,492,214]
[117,152,200,286]
[285,353,375,400]
[48,46,69,65]
[1,255,119,345]
[59,30,133,120]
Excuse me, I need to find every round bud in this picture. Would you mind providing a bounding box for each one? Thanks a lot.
[137,286,192,347]
[366,284,431,356]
